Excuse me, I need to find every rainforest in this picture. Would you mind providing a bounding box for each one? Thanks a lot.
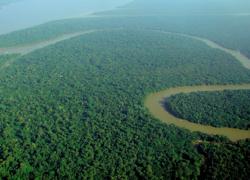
[0,0,250,179]
[166,90,250,130]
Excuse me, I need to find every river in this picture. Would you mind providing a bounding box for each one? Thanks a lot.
[145,84,250,141]
[145,30,250,141]
[0,0,131,35]
[0,25,249,140]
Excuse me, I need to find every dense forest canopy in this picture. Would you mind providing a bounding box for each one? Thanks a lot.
[0,0,250,179]
[166,90,250,129]
[1,30,250,179]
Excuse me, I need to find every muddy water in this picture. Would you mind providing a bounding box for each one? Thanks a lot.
[145,84,250,141]
[157,31,250,69]
[1,29,250,69]
[144,30,250,141]
[1,28,250,141]
[0,30,97,55]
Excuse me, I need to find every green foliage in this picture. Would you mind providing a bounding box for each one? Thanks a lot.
[196,140,250,180]
[2,16,250,59]
[1,2,250,58]
[0,30,250,179]
[166,90,250,129]
[0,54,19,66]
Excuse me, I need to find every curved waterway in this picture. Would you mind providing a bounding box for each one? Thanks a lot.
[1,29,250,69]
[156,30,250,69]
[144,30,250,141]
[0,27,249,140]
[145,84,250,141]
[0,30,97,55]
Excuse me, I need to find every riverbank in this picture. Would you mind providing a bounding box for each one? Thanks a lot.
[145,84,250,141]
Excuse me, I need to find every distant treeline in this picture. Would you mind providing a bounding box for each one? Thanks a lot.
[0,15,250,59]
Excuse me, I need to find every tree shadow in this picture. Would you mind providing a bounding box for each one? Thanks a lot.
[159,97,180,117]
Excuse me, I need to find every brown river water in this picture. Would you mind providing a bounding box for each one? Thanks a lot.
[0,29,249,140]
[145,84,250,141]
[145,31,250,141]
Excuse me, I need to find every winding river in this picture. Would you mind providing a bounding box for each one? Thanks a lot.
[1,29,250,69]
[0,28,249,140]
[145,84,250,141]
[0,30,97,55]
[145,31,250,141]
[156,31,250,69]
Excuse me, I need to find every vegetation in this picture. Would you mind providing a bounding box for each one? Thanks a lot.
[166,90,250,129]
[196,139,250,180]
[0,54,20,69]
[0,30,250,179]
[1,1,250,58]
[1,0,250,179]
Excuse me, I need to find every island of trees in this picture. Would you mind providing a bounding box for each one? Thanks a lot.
[165,90,250,129]
[0,30,250,179]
